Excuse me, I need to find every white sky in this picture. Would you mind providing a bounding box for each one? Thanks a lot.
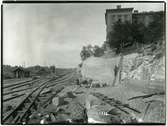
[3,3,164,68]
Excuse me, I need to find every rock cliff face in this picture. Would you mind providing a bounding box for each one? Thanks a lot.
[81,56,120,85]
[80,52,165,85]
[121,53,165,81]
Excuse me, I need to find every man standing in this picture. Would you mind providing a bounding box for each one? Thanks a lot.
[112,65,119,86]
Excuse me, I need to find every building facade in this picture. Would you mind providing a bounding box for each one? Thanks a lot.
[105,5,164,46]
[13,67,30,78]
[132,11,163,26]
[105,5,133,42]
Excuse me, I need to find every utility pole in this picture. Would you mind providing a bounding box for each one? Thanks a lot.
[23,61,26,68]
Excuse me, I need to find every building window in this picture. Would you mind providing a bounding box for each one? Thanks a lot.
[118,18,122,22]
[118,15,121,18]
[124,15,128,22]
[112,15,115,21]
[117,15,122,22]
[124,15,128,19]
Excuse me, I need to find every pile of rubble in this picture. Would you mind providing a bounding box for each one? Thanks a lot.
[78,78,108,88]
[28,89,87,124]
[85,93,143,123]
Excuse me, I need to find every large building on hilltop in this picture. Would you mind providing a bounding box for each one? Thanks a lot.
[105,5,164,46]
[105,5,133,42]
[132,11,163,26]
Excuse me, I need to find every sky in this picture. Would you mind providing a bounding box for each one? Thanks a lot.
[3,3,164,68]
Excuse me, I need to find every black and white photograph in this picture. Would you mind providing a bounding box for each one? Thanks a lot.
[1,1,166,124]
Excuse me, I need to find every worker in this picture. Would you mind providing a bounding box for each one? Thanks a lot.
[112,65,119,86]
[114,65,119,77]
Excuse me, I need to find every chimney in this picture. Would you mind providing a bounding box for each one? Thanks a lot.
[117,5,121,9]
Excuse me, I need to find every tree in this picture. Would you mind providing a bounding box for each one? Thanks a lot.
[93,45,104,57]
[3,65,15,79]
[80,45,94,61]
[132,22,147,44]
[108,21,134,50]
[87,44,93,51]
[101,42,107,51]
[80,46,90,61]
[86,44,94,56]
[108,12,164,53]
[145,12,165,44]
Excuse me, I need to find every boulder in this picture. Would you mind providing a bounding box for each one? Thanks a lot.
[52,97,59,107]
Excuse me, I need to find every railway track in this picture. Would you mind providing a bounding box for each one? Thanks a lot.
[3,79,38,89]
[3,71,74,101]
[3,80,40,91]
[3,78,32,85]
[3,79,46,102]
[3,69,73,90]
[91,92,141,114]
[3,79,53,124]
[46,70,77,88]
[2,70,77,124]
[41,71,77,95]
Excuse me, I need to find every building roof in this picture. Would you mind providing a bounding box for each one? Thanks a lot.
[13,67,24,72]
[106,8,134,13]
[133,11,164,16]
[13,67,30,72]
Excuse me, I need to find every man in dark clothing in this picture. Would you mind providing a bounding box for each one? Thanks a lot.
[76,78,81,87]
[113,65,119,86]
[114,65,119,77]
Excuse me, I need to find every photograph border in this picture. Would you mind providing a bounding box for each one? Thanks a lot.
[1,1,166,125]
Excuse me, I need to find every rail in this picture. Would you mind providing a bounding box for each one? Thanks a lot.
[2,70,76,124]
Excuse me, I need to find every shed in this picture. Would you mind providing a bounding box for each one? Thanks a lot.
[13,67,30,78]
[24,70,30,77]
